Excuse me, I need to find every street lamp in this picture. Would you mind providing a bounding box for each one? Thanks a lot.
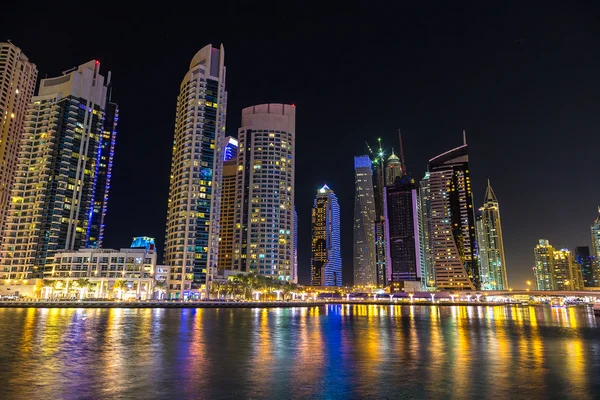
[430,293,435,303]
[275,290,282,301]
[409,293,414,303]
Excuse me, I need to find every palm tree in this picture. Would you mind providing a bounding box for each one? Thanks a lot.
[154,280,167,300]
[75,278,91,300]
[113,280,128,300]
[41,279,54,299]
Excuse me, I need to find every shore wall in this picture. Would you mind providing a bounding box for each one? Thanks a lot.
[0,300,509,309]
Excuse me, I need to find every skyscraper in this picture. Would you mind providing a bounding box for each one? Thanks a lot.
[164,44,227,299]
[88,88,118,248]
[428,138,479,290]
[0,42,37,236]
[476,180,508,290]
[590,208,600,285]
[575,246,598,287]
[233,104,296,282]
[383,174,421,291]
[311,185,342,286]
[353,155,377,286]
[0,61,108,280]
[534,239,555,290]
[217,137,238,276]
[372,152,387,287]
[418,171,435,290]
[385,152,403,186]
[553,248,581,290]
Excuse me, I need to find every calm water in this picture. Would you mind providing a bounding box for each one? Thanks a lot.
[0,305,599,399]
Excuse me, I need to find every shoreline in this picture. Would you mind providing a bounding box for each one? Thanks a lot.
[0,300,525,309]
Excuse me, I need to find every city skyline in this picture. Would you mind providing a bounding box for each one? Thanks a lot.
[1,4,599,289]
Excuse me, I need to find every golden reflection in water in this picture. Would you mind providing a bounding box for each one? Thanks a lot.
[19,308,36,355]
[99,308,127,390]
[292,306,323,390]
[451,307,470,398]
[563,334,587,398]
[354,305,384,389]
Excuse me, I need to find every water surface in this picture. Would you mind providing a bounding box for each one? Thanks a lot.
[0,305,598,399]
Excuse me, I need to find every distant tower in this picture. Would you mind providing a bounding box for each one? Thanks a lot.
[476,180,508,290]
[553,248,580,290]
[353,155,377,287]
[590,208,600,285]
[311,185,342,286]
[385,151,403,185]
[0,61,108,280]
[428,140,479,290]
[217,137,238,276]
[233,104,296,282]
[383,174,421,291]
[164,44,227,299]
[575,246,598,287]
[418,171,435,290]
[533,239,555,290]
[0,42,37,238]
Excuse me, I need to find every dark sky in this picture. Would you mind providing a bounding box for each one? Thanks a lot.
[3,3,600,289]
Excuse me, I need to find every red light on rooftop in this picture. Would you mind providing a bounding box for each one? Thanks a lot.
[95,60,99,65]
[292,104,295,107]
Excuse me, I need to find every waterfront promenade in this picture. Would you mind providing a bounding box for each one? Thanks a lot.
[0,299,514,308]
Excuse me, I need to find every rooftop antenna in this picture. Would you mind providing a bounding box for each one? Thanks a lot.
[462,129,467,145]
[398,129,407,175]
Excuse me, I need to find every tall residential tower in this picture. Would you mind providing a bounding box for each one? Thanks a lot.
[353,155,377,286]
[164,44,227,299]
[233,104,296,282]
[476,180,508,290]
[0,42,37,236]
[428,138,479,290]
[311,185,342,286]
[0,61,108,279]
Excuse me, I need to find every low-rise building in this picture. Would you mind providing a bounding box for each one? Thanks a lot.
[43,240,159,300]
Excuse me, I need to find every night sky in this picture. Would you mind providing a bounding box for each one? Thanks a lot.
[3,3,599,289]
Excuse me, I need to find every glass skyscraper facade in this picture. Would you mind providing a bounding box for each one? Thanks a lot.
[575,246,598,287]
[353,155,377,286]
[418,171,435,290]
[164,44,227,299]
[88,95,118,248]
[0,61,108,279]
[428,142,479,290]
[311,185,341,286]
[534,239,555,290]
[476,181,508,290]
[383,174,421,291]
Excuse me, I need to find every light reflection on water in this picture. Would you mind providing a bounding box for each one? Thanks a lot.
[0,305,599,399]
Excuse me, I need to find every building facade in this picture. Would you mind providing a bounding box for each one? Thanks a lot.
[233,104,296,282]
[0,42,38,237]
[0,61,108,280]
[353,155,377,287]
[372,156,387,287]
[164,44,227,299]
[575,246,598,287]
[217,137,238,275]
[418,172,435,290]
[383,175,421,291]
[428,142,479,290]
[88,96,118,248]
[46,244,157,300]
[553,248,583,291]
[534,239,555,290]
[476,181,508,290]
[311,185,342,286]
